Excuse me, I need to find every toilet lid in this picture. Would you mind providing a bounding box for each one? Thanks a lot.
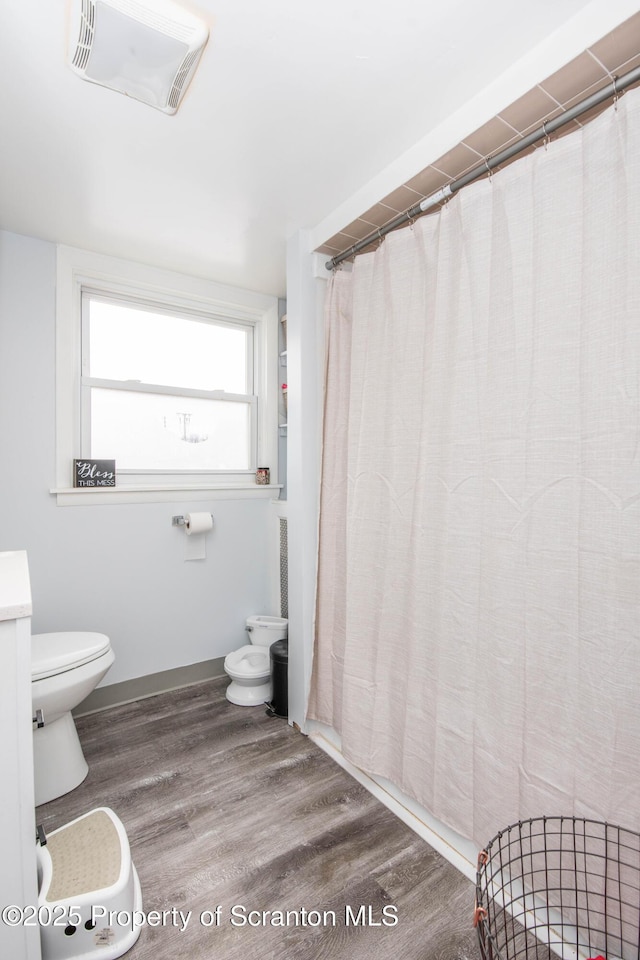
[224,644,270,678]
[31,632,112,681]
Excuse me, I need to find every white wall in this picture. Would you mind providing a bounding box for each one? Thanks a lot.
[285,236,326,729]
[0,230,275,686]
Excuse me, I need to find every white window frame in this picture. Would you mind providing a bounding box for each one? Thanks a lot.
[80,289,258,476]
[54,246,279,505]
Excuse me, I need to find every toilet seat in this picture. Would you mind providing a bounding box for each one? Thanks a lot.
[32,632,112,681]
[224,644,270,678]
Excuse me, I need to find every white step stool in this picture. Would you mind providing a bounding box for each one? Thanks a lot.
[37,807,142,960]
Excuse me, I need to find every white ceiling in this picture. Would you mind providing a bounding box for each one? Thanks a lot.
[0,0,609,296]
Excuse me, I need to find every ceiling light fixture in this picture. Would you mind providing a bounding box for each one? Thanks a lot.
[68,0,209,115]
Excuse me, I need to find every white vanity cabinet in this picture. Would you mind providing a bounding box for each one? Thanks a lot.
[0,551,41,960]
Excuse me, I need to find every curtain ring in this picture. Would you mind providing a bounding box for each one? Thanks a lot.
[612,75,619,110]
[542,120,550,150]
[484,157,493,182]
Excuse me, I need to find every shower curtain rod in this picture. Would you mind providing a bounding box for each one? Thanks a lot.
[325,63,640,271]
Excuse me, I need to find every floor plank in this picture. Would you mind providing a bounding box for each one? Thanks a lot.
[36,678,481,960]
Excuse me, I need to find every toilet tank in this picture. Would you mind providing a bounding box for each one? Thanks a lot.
[246,615,288,647]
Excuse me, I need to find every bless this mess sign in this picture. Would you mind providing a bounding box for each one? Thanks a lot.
[73,460,116,487]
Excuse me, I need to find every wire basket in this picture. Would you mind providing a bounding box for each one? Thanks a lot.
[475,817,640,960]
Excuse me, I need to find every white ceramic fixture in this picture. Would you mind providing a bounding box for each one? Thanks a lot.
[224,616,288,706]
[32,632,114,805]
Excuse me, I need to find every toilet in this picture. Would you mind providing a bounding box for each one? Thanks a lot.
[32,632,115,806]
[224,616,288,706]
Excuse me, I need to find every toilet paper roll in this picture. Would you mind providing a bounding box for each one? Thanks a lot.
[184,512,213,535]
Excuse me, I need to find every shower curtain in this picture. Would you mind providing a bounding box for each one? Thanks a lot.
[308,87,640,848]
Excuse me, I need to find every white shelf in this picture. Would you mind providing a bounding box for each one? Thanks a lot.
[50,484,282,506]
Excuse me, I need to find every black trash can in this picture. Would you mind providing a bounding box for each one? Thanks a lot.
[268,638,288,718]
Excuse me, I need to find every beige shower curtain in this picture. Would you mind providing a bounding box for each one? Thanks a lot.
[308,87,640,848]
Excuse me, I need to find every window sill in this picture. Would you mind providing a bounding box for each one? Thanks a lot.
[51,483,282,506]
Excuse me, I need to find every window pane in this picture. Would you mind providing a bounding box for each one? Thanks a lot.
[90,388,251,470]
[88,298,250,393]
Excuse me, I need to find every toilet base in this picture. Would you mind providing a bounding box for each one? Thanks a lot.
[225,677,271,706]
[33,711,89,806]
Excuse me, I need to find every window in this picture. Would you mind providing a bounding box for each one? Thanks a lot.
[83,293,255,472]
[56,247,279,502]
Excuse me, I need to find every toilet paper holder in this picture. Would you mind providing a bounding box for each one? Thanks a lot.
[172,514,213,526]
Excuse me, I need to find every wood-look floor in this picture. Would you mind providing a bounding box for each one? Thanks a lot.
[36,678,481,960]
